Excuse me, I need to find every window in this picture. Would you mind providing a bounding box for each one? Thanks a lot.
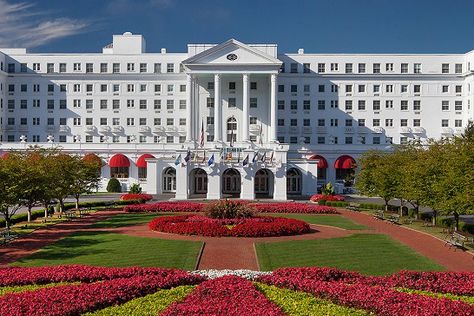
[280,63,285,73]
[100,100,108,109]
[86,84,93,92]
[385,119,393,127]
[33,99,40,107]
[113,100,120,109]
[73,84,81,92]
[86,63,93,73]
[303,63,310,73]
[290,63,298,73]
[206,117,214,125]
[100,63,108,73]
[154,63,161,73]
[330,63,338,71]
[60,100,66,109]
[277,100,285,110]
[413,119,421,127]
[345,85,352,93]
[140,84,147,92]
[7,100,14,109]
[229,82,236,90]
[290,85,297,93]
[290,137,298,144]
[414,85,421,94]
[166,100,174,109]
[373,63,380,73]
[345,137,353,144]
[401,85,408,93]
[358,85,365,93]
[127,118,135,126]
[442,101,449,111]
[358,63,366,73]
[304,84,310,93]
[127,63,135,72]
[290,119,297,126]
[386,100,393,109]
[73,63,81,71]
[127,100,135,108]
[373,136,381,145]
[358,119,365,126]
[330,119,338,127]
[100,84,107,92]
[250,82,257,90]
[373,100,380,111]
[345,119,352,127]
[317,137,325,144]
[318,119,325,127]
[140,63,147,73]
[441,119,449,127]
[401,100,408,111]
[47,100,54,109]
[139,118,147,126]
[318,63,325,73]
[386,85,393,93]
[442,63,450,73]
[318,85,325,93]
[455,85,462,93]
[228,98,236,107]
[442,85,449,93]
[250,117,258,124]
[166,63,174,73]
[100,118,107,125]
[303,100,310,110]
[154,118,162,125]
[33,63,40,71]
[345,63,353,73]
[414,63,421,73]
[385,63,393,72]
[113,63,120,73]
[331,84,338,93]
[85,118,93,126]
[290,100,297,110]
[303,118,310,126]
[73,118,81,126]
[400,119,408,127]
[358,100,366,110]
[413,100,421,111]
[250,98,257,108]
[401,63,408,73]
[207,97,214,108]
[345,100,353,111]
[154,100,161,109]
[373,119,380,127]
[180,84,186,92]
[20,100,27,109]
[455,119,462,127]
[455,63,463,73]
[20,63,27,72]
[331,100,338,108]
[455,101,462,111]
[127,84,135,92]
[317,100,325,110]
[278,85,284,92]
[33,84,40,92]
[179,100,186,109]
[47,63,54,73]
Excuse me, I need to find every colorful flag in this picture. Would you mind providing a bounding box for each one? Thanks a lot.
[230,128,234,147]
[237,151,241,163]
[261,151,267,163]
[207,154,215,166]
[201,151,206,163]
[269,151,274,163]
[200,121,205,147]
[184,150,191,163]
[174,154,181,166]
[259,124,263,146]
[242,154,249,166]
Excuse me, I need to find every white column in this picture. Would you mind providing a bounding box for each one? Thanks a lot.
[193,77,199,141]
[214,74,221,142]
[186,74,193,142]
[270,73,277,142]
[242,73,250,142]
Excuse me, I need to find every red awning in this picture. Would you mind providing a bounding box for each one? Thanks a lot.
[334,155,356,169]
[308,154,328,169]
[136,154,155,168]
[83,153,103,166]
[109,154,130,168]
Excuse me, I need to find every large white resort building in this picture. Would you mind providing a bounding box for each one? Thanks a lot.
[0,33,473,199]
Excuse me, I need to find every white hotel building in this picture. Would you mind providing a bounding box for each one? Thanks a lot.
[0,33,473,200]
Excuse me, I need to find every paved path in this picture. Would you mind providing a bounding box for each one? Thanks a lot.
[0,210,122,266]
[337,209,474,272]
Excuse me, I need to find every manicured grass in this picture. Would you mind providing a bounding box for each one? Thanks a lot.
[268,214,367,230]
[256,233,444,275]
[12,231,202,270]
[90,213,169,229]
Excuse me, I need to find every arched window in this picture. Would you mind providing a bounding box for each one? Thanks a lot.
[109,154,130,178]
[287,168,302,195]
[162,167,176,192]
[226,117,237,143]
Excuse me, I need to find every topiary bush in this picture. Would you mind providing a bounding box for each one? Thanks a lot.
[106,178,122,193]
[203,200,255,219]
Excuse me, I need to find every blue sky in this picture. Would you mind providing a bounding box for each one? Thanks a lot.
[1,0,473,54]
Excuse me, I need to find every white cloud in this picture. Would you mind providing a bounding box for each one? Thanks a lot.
[0,0,89,48]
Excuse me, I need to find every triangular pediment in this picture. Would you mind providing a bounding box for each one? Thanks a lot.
[183,39,281,66]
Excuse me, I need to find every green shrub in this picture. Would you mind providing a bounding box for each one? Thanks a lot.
[318,200,327,206]
[204,200,255,219]
[325,201,350,207]
[106,178,122,193]
[128,183,142,194]
[436,217,454,228]
[459,221,474,234]
[419,212,433,221]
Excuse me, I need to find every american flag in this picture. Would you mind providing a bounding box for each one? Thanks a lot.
[200,121,205,147]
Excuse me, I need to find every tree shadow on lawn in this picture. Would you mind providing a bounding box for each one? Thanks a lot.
[12,231,113,265]
[89,213,175,229]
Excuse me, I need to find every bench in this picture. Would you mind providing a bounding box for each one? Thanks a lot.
[445,232,467,250]
[346,203,361,212]
[0,229,17,245]
[387,214,401,224]
[63,210,78,220]
[403,217,414,225]
[373,210,384,220]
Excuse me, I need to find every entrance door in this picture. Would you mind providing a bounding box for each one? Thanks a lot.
[222,168,241,195]
[255,169,269,194]
[162,167,176,193]
[194,169,208,194]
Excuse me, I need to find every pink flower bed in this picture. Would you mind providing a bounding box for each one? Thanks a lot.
[0,265,185,287]
[120,193,153,202]
[0,270,203,316]
[149,215,311,237]
[125,201,338,214]
[310,194,345,202]
[367,270,474,296]
[161,275,285,316]
[258,268,474,316]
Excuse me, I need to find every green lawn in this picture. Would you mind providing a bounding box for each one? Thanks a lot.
[256,233,443,275]
[12,231,202,270]
[90,213,168,229]
[268,214,367,230]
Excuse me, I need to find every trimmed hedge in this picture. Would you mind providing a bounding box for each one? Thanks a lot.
[324,201,350,207]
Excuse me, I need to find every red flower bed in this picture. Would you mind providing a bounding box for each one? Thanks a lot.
[253,202,338,214]
[310,194,345,202]
[125,201,204,213]
[259,268,474,316]
[149,215,311,237]
[120,193,153,202]
[0,270,203,316]
[0,265,187,287]
[366,270,474,296]
[161,275,285,316]
[125,201,338,214]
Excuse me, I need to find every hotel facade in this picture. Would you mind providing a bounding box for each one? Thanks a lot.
[0,33,473,200]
